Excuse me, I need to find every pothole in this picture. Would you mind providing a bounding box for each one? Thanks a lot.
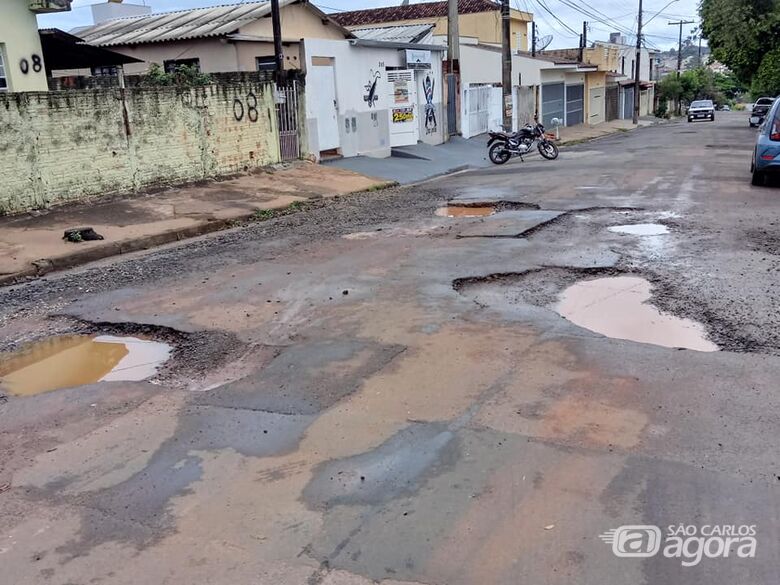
[0,334,172,396]
[454,268,720,352]
[436,205,495,218]
[556,276,718,352]
[608,223,669,236]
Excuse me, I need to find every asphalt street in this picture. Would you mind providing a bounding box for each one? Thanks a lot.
[0,111,778,585]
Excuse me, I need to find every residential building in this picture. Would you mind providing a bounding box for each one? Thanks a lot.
[303,33,446,158]
[74,0,353,75]
[594,38,656,118]
[332,0,534,51]
[1,0,72,92]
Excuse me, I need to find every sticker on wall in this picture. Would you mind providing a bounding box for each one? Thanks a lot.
[423,73,437,134]
[392,107,414,123]
[393,80,410,104]
[363,70,380,108]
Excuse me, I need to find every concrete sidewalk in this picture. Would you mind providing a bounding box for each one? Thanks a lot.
[0,163,391,284]
[326,117,660,185]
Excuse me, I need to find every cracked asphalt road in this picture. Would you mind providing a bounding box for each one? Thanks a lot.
[1,111,778,584]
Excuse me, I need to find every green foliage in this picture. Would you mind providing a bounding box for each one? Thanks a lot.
[751,47,780,97]
[700,0,780,88]
[656,67,746,113]
[142,63,212,87]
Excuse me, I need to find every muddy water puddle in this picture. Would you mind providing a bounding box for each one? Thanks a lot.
[435,205,495,218]
[0,335,172,396]
[556,276,718,352]
[608,223,669,236]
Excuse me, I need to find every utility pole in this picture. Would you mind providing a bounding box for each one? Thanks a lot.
[447,0,460,134]
[531,21,536,56]
[501,0,512,130]
[579,21,587,62]
[668,20,695,77]
[271,0,283,77]
[632,0,642,124]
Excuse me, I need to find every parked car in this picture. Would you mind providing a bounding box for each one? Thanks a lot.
[687,100,715,122]
[721,105,731,111]
[750,97,780,185]
[750,97,775,127]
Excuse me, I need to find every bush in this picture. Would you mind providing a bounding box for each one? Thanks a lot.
[142,63,212,87]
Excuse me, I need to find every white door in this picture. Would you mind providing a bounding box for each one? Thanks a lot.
[309,64,339,151]
[387,70,419,147]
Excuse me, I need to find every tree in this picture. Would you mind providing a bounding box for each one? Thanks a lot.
[700,0,780,91]
[751,47,780,96]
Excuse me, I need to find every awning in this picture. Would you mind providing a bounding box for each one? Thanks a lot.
[39,28,141,71]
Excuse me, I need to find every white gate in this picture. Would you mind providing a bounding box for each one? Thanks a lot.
[309,64,339,152]
[466,85,491,137]
[387,70,419,147]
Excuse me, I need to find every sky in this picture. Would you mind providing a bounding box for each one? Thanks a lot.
[38,0,703,50]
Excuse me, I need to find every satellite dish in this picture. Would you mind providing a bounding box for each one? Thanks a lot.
[537,34,553,51]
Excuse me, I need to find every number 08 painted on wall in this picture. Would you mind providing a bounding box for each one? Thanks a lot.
[19,55,43,75]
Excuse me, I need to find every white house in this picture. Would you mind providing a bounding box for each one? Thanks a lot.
[302,36,446,159]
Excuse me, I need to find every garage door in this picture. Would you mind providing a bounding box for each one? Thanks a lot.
[541,82,564,128]
[588,87,604,125]
[565,84,584,126]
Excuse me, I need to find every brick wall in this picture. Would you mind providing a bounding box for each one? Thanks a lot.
[0,81,282,214]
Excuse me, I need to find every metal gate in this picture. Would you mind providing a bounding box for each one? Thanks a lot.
[541,82,564,128]
[466,85,492,137]
[565,84,584,126]
[605,85,619,121]
[622,86,634,120]
[276,81,300,161]
[447,74,458,135]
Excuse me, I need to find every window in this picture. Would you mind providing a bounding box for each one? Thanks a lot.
[91,65,117,77]
[0,47,7,91]
[163,58,200,74]
[256,56,277,71]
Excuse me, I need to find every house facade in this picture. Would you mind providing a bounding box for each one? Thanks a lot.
[74,0,351,75]
[1,0,72,92]
[303,36,446,158]
[332,0,533,52]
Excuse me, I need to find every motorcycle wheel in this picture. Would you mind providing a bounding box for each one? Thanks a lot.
[538,141,559,160]
[488,143,511,165]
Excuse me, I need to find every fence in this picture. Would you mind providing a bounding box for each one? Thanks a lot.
[0,79,306,214]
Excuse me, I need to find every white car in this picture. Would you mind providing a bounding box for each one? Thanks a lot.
[688,100,715,122]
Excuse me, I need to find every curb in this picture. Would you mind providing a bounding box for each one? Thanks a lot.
[0,179,398,287]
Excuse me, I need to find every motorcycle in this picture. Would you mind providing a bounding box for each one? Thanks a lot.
[487,121,559,165]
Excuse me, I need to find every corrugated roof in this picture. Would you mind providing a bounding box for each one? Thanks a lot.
[75,0,295,47]
[351,23,434,44]
[332,0,503,28]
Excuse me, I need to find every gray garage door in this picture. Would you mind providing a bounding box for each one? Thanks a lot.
[541,82,564,128]
[623,86,634,119]
[565,84,584,126]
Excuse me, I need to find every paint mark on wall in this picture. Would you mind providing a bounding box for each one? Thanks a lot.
[363,70,380,108]
[423,72,437,134]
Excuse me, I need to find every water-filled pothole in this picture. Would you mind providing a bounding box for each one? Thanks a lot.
[435,205,495,218]
[608,223,669,236]
[556,276,718,352]
[0,334,172,396]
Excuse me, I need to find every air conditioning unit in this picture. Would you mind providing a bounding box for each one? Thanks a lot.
[29,0,72,14]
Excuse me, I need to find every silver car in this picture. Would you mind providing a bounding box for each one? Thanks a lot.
[688,99,715,122]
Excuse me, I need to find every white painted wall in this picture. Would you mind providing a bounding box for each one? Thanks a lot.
[302,39,445,158]
[1,1,48,92]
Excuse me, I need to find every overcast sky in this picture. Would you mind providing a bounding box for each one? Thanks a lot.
[38,0,702,50]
